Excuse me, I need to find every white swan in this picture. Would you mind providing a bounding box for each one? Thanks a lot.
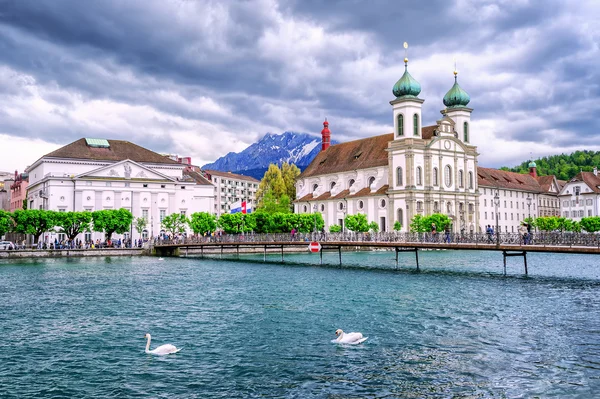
[144,333,181,355]
[158,257,164,261]
[333,329,368,344]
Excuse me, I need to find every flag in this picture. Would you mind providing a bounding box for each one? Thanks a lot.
[230,200,252,214]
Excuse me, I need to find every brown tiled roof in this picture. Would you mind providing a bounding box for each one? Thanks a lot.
[557,180,567,190]
[568,172,600,194]
[41,138,180,164]
[535,175,556,193]
[477,167,541,192]
[294,186,388,202]
[300,126,438,179]
[203,169,259,182]
[183,170,214,186]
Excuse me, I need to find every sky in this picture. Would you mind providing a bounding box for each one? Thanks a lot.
[0,0,598,173]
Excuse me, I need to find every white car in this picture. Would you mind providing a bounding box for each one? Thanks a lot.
[0,241,15,250]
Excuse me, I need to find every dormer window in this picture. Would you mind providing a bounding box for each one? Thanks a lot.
[368,176,376,188]
[330,181,336,190]
[312,184,318,193]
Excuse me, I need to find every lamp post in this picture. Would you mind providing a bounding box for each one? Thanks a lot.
[313,204,318,233]
[526,194,532,221]
[494,190,500,246]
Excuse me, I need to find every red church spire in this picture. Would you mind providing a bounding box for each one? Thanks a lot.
[321,118,331,151]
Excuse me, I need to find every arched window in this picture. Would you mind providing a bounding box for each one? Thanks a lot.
[348,179,355,188]
[444,165,452,187]
[433,167,439,186]
[396,167,403,186]
[463,122,469,142]
[397,208,403,227]
[312,184,318,193]
[397,114,404,136]
[446,201,452,214]
[459,169,464,188]
[368,176,376,188]
[433,201,439,212]
[416,201,423,212]
[330,181,336,190]
[413,113,419,136]
[416,166,423,186]
[468,171,474,189]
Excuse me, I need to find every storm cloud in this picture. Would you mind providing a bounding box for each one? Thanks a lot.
[0,0,598,172]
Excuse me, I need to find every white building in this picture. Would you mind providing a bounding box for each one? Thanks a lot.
[558,169,600,221]
[204,169,259,217]
[295,61,479,233]
[26,138,214,242]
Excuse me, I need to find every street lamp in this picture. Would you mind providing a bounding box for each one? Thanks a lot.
[526,194,532,221]
[494,190,500,246]
[313,204,318,232]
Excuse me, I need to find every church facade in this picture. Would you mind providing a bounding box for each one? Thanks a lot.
[295,59,480,233]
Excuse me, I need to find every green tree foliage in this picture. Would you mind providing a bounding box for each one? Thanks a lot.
[281,162,301,201]
[217,213,256,234]
[256,164,286,208]
[535,216,562,231]
[409,213,452,233]
[523,217,536,229]
[218,212,323,234]
[161,213,189,236]
[12,209,58,243]
[55,211,93,241]
[368,221,379,233]
[188,212,217,235]
[92,209,134,241]
[563,218,581,232]
[134,217,147,235]
[329,224,342,233]
[344,214,369,232]
[0,210,13,237]
[258,189,291,214]
[393,221,403,231]
[580,217,600,233]
[502,150,600,181]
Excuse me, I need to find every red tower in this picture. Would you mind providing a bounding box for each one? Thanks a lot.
[321,119,331,151]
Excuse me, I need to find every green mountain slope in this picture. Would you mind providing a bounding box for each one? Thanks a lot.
[501,150,600,181]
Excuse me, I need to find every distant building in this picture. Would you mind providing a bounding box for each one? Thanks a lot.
[25,138,214,243]
[204,170,259,217]
[9,170,28,212]
[558,168,600,221]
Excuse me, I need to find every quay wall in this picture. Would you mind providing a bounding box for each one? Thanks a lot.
[0,248,146,259]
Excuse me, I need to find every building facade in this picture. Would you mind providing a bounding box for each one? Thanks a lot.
[204,169,259,217]
[26,138,214,243]
[9,170,28,212]
[295,61,479,233]
[558,170,600,221]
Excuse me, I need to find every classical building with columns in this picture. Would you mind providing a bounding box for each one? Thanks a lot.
[295,59,480,233]
[26,138,214,243]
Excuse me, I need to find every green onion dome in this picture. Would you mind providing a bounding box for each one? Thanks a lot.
[443,71,470,108]
[528,160,537,168]
[392,59,421,98]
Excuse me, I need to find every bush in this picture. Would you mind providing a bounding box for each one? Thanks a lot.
[368,221,379,233]
[329,224,342,233]
[393,221,402,231]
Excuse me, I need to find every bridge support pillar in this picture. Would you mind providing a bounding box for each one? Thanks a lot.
[395,247,399,268]
[503,251,528,276]
[320,247,323,265]
[415,248,419,271]
[264,245,267,262]
[281,245,284,262]
[338,246,342,267]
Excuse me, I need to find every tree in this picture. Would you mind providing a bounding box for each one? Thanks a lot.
[188,212,217,235]
[409,214,427,233]
[409,213,451,233]
[92,209,134,241]
[0,210,13,238]
[12,209,58,243]
[218,213,256,234]
[281,162,301,202]
[344,214,369,232]
[535,216,561,231]
[256,164,286,205]
[368,221,379,233]
[134,217,147,236]
[55,211,93,241]
[580,217,600,233]
[257,189,291,214]
[393,221,403,231]
[161,213,189,236]
[329,224,342,233]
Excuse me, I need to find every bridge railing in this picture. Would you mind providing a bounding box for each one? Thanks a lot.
[154,231,600,248]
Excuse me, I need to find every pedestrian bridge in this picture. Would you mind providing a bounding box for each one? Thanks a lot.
[154,232,600,275]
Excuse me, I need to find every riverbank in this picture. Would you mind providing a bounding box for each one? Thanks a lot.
[0,248,146,259]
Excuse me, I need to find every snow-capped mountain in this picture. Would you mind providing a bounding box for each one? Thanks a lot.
[202,131,337,180]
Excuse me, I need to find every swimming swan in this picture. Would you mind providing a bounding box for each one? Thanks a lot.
[333,329,368,344]
[144,333,181,355]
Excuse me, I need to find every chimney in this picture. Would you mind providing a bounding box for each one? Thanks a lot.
[528,160,537,178]
[321,119,331,151]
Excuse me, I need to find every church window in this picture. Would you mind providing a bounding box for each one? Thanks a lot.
[396,167,403,186]
[416,201,423,212]
[446,201,452,214]
[416,167,423,186]
[338,202,345,211]
[358,200,364,210]
[463,122,469,142]
[458,170,464,188]
[433,201,439,212]
[397,209,403,227]
[433,167,439,186]
[368,176,376,188]
[468,172,473,189]
[413,114,419,136]
[397,114,404,136]
[380,199,386,208]
[320,204,325,212]
[444,165,452,187]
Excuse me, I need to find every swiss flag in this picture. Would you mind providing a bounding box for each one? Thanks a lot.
[242,201,247,214]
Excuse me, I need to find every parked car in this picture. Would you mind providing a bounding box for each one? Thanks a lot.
[0,241,15,250]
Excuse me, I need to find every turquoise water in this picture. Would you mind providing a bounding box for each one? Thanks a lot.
[1,251,600,398]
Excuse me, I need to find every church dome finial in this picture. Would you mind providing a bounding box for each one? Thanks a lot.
[392,57,421,98]
[443,70,470,108]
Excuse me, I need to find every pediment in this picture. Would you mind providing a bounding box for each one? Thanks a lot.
[75,159,176,181]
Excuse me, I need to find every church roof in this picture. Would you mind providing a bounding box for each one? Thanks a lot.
[41,138,180,165]
[300,126,437,179]
[295,185,389,202]
[477,167,542,192]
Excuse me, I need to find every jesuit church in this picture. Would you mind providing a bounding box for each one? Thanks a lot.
[295,56,480,233]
